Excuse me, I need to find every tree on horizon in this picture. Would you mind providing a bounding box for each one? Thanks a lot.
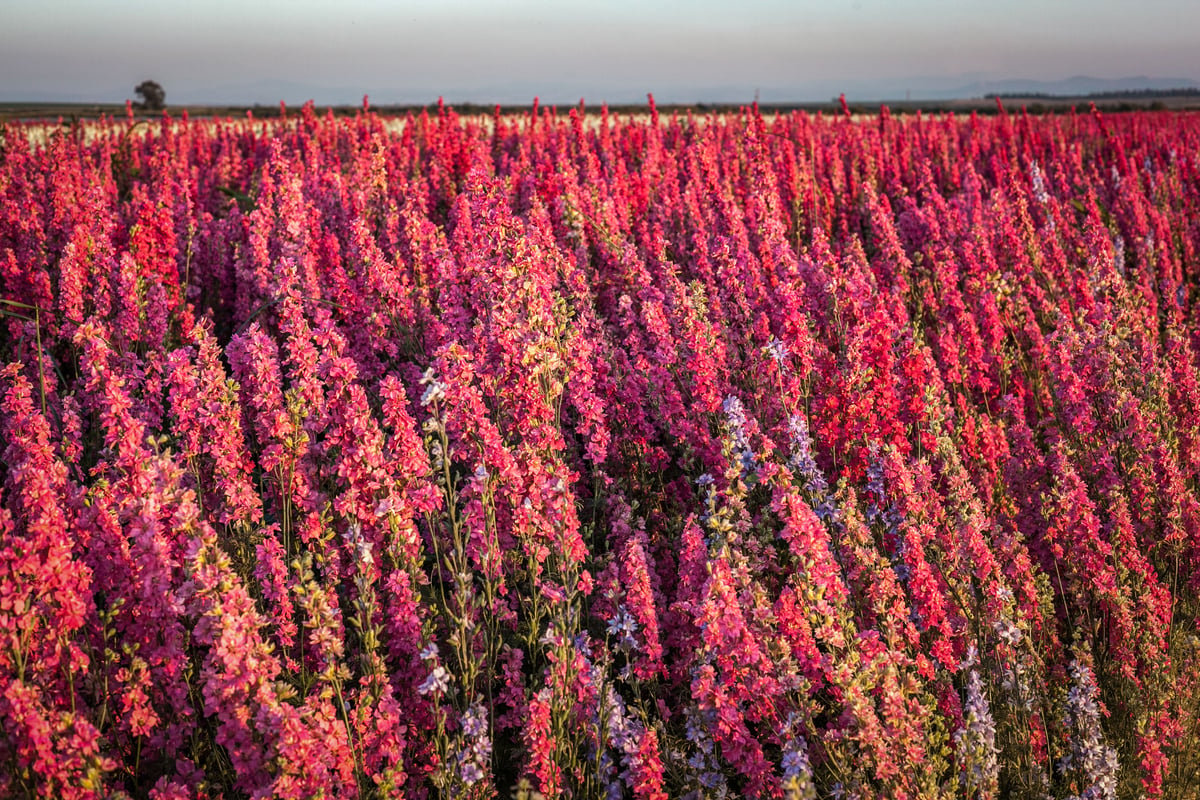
[134,80,165,110]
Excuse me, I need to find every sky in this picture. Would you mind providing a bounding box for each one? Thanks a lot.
[2,0,1199,105]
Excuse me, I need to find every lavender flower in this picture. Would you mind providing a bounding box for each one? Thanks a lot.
[765,336,790,366]
[787,414,837,520]
[607,604,640,653]
[955,667,999,797]
[864,444,899,530]
[1059,661,1119,800]
[781,732,817,800]
[457,703,491,785]
[459,760,484,785]
[787,415,826,492]
[681,706,729,800]
[461,703,488,738]
[1030,161,1050,204]
[604,685,639,756]
[830,782,863,800]
[722,395,757,474]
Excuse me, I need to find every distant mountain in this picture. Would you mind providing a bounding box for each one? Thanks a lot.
[5,74,1199,108]
[928,75,1200,101]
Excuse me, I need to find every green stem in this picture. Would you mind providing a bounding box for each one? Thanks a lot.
[35,306,47,420]
[333,680,366,799]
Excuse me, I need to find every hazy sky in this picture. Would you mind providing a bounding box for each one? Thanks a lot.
[3,0,1198,104]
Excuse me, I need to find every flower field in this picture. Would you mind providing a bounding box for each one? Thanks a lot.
[2,99,1200,799]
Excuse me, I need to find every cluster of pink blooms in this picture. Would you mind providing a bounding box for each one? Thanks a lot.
[2,97,1200,798]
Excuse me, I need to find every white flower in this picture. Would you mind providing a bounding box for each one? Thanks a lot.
[417,665,451,696]
[764,336,790,365]
[419,367,447,405]
[375,495,400,518]
[993,618,1023,646]
[341,524,374,568]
